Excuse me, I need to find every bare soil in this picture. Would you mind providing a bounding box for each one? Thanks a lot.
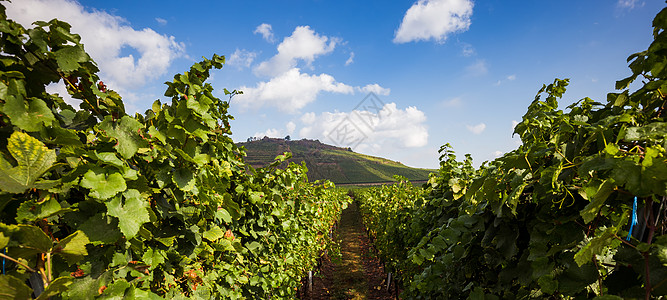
[298,202,399,300]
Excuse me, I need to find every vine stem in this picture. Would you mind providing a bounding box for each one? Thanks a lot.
[645,197,655,300]
[0,252,36,272]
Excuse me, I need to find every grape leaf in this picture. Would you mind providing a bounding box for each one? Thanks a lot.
[0,275,33,300]
[54,45,88,72]
[36,277,73,300]
[0,131,56,193]
[1,78,55,132]
[80,167,126,200]
[53,231,90,265]
[105,189,149,239]
[203,225,225,241]
[173,168,195,191]
[98,115,148,159]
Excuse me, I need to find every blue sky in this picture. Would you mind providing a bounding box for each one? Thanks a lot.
[6,0,664,168]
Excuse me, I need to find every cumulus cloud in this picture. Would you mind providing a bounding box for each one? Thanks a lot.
[254,122,298,139]
[236,68,354,113]
[358,84,391,96]
[254,23,275,43]
[286,121,296,134]
[466,59,488,76]
[227,48,257,69]
[244,26,389,113]
[466,123,486,134]
[253,128,281,139]
[301,112,317,124]
[345,52,355,66]
[394,0,474,44]
[254,26,339,77]
[299,103,428,151]
[6,0,185,92]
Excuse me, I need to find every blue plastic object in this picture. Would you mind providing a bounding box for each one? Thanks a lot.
[627,196,638,241]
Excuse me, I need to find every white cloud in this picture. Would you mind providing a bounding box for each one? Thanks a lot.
[254,128,281,139]
[236,68,354,113]
[511,120,519,130]
[495,74,516,86]
[299,103,428,150]
[441,97,463,108]
[227,48,257,69]
[155,17,167,25]
[492,150,504,158]
[286,121,296,134]
[345,52,355,66]
[254,23,275,43]
[617,0,644,10]
[6,0,185,94]
[254,122,298,139]
[301,112,317,124]
[461,42,475,57]
[254,26,339,77]
[466,123,486,134]
[358,84,391,96]
[466,59,488,76]
[393,0,474,44]
[47,81,80,107]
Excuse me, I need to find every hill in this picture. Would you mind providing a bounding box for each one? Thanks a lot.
[237,137,435,185]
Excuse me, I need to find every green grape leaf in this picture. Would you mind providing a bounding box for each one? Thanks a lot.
[95,152,125,168]
[54,45,88,72]
[574,226,616,266]
[80,167,126,200]
[203,225,225,241]
[0,275,33,300]
[15,224,52,253]
[216,208,232,223]
[16,197,73,223]
[580,179,615,224]
[79,213,122,245]
[622,122,667,142]
[0,231,8,249]
[53,231,90,265]
[36,276,73,300]
[0,131,56,193]
[173,168,195,191]
[98,115,148,159]
[125,286,162,299]
[142,249,165,266]
[100,280,130,298]
[105,189,149,239]
[1,76,55,132]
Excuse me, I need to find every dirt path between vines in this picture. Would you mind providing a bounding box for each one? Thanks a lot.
[299,202,399,300]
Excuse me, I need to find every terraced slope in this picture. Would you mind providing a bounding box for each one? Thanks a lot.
[238,138,434,184]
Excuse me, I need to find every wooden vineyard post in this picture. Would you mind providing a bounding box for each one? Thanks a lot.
[386,272,392,292]
[308,270,313,293]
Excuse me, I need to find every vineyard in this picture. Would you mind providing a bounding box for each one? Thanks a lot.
[2,2,667,300]
[0,4,348,299]
[356,6,667,300]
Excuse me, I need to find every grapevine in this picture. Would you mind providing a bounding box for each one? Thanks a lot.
[0,4,349,299]
[357,5,667,299]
